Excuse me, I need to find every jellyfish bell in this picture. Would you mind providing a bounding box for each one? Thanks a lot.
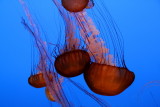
[45,76,64,102]
[61,0,89,12]
[84,63,135,96]
[45,87,56,102]
[54,49,90,77]
[28,72,45,88]
[28,71,53,88]
[82,31,135,96]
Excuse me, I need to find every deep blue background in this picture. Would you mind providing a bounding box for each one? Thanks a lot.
[0,0,160,107]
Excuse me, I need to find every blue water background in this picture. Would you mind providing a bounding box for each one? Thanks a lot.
[0,0,160,107]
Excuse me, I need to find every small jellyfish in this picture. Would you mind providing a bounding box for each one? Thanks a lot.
[28,72,46,88]
[45,87,55,101]
[62,0,89,12]
[45,77,63,102]
[28,71,53,88]
[20,1,71,106]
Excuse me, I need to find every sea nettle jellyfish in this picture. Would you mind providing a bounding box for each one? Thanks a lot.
[20,0,108,106]
[28,71,53,88]
[52,0,135,97]
[45,77,64,102]
[52,1,91,77]
[70,1,135,96]
[84,63,135,96]
[28,56,53,88]
[19,1,71,106]
[45,87,55,101]
[61,0,89,12]
[54,49,90,77]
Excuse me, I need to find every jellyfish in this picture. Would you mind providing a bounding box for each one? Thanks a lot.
[28,71,52,88]
[53,19,91,77]
[54,49,90,77]
[61,0,89,12]
[20,0,136,106]
[84,63,135,96]
[54,0,135,97]
[19,1,72,106]
[52,1,91,77]
[64,1,135,96]
[77,12,135,96]
[45,77,63,102]
[20,0,109,106]
[45,87,56,101]
[28,73,46,88]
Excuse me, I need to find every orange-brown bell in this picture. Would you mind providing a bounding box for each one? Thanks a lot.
[54,50,90,77]
[62,0,89,12]
[28,72,53,88]
[45,88,55,102]
[84,63,135,96]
